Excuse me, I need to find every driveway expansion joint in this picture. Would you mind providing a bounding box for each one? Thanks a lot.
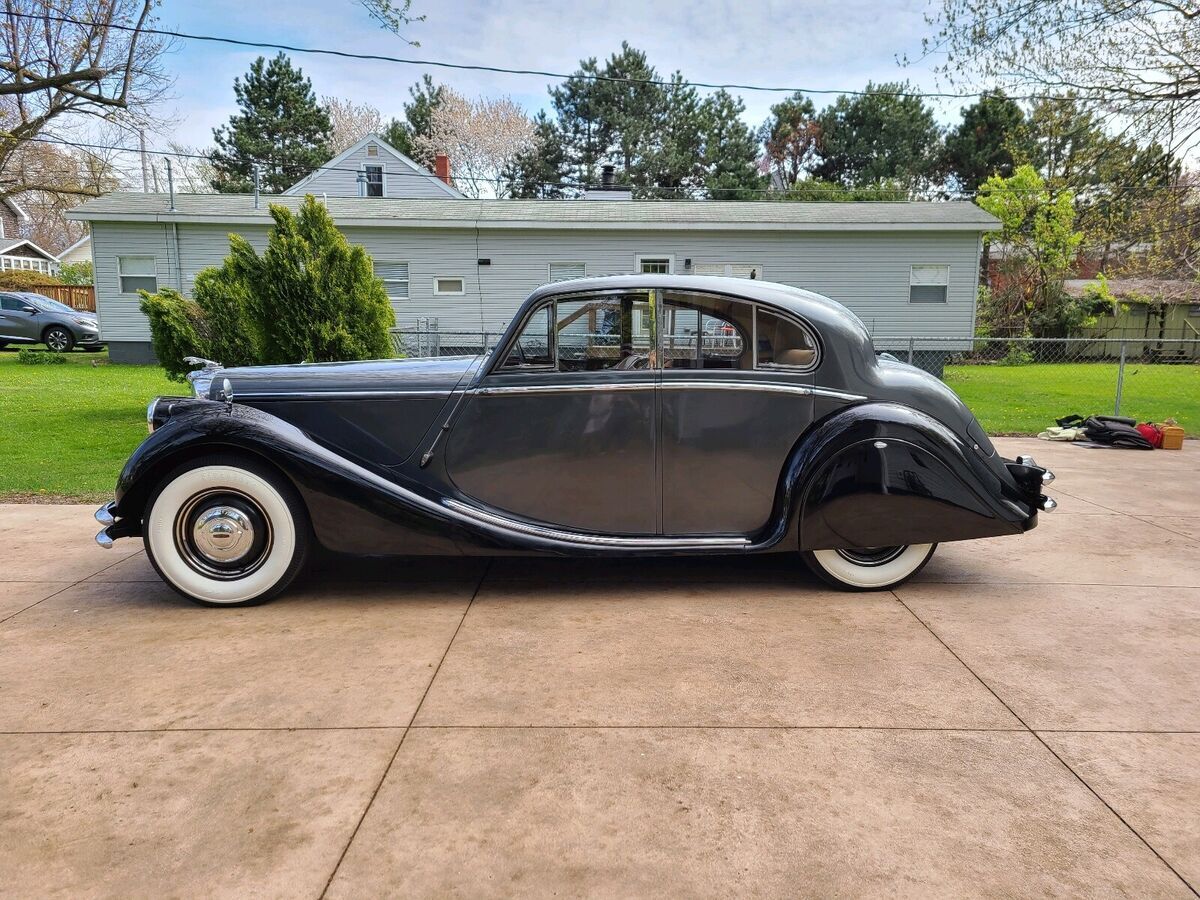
[892,590,1200,897]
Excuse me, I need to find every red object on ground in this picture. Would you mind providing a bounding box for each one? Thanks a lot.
[1136,423,1163,448]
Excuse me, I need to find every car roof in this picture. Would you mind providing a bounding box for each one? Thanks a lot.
[526,274,872,343]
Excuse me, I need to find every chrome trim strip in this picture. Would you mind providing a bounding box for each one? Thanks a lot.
[236,390,454,400]
[660,380,811,396]
[443,498,749,549]
[95,528,113,549]
[812,386,869,402]
[146,397,160,432]
[475,383,655,396]
[473,381,866,401]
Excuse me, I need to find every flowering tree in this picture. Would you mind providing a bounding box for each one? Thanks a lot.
[414,89,538,198]
[323,97,385,154]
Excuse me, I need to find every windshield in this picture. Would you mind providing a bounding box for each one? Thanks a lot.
[23,295,77,314]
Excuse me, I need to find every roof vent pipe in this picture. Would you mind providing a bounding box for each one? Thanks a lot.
[165,158,175,212]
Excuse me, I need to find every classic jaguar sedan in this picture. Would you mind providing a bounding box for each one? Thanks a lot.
[95,275,1056,606]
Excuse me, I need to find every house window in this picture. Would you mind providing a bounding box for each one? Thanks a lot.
[548,262,585,282]
[366,143,379,157]
[363,164,384,197]
[118,256,158,293]
[693,263,762,279]
[1188,303,1200,317]
[636,254,673,274]
[375,262,409,300]
[910,265,949,303]
[434,276,465,296]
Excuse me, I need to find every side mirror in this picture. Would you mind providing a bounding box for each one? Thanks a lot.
[21,305,37,314]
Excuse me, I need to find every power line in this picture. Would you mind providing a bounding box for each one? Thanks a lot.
[4,9,1177,105]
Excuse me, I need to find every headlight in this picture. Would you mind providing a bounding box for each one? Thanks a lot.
[72,316,95,327]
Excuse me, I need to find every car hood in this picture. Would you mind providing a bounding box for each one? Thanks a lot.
[208,355,481,399]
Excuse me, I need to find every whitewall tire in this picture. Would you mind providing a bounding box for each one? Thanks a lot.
[802,544,936,591]
[144,456,310,606]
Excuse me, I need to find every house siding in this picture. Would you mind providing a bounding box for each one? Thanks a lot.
[285,142,453,199]
[89,221,983,346]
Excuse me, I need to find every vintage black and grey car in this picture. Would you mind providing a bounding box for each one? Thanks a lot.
[95,275,1056,606]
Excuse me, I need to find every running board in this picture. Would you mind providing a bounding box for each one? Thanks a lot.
[442,499,751,550]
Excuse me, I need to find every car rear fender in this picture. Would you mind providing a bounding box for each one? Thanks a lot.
[761,402,1037,551]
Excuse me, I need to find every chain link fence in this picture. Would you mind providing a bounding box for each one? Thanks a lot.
[392,329,1199,436]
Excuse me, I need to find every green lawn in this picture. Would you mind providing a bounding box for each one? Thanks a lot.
[0,350,1193,502]
[0,350,177,502]
[945,362,1199,436]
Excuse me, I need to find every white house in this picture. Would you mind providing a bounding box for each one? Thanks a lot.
[58,234,92,266]
[68,133,999,365]
[0,197,61,275]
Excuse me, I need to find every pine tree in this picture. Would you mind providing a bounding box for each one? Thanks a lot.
[942,91,1030,194]
[503,112,569,198]
[210,53,333,193]
[384,75,446,164]
[698,90,763,200]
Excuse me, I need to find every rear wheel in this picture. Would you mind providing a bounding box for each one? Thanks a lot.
[43,326,73,352]
[803,544,936,591]
[143,455,311,606]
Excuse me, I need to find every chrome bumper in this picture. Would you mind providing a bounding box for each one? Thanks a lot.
[1009,455,1057,512]
[94,502,116,549]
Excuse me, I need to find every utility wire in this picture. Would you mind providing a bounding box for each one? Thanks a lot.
[4,9,1181,104]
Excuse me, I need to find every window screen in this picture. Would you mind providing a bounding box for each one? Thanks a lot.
[375,262,409,299]
[755,308,817,369]
[118,256,157,294]
[549,262,585,282]
[909,265,949,303]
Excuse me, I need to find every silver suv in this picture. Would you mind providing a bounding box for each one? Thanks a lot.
[0,291,103,352]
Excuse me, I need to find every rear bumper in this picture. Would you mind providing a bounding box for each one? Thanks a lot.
[1004,454,1057,514]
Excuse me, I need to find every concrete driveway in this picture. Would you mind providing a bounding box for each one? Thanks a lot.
[1,437,1197,898]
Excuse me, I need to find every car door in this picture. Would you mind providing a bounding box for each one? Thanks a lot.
[0,293,38,341]
[658,292,817,535]
[445,291,658,535]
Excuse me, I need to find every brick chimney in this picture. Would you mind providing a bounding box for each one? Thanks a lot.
[434,153,452,186]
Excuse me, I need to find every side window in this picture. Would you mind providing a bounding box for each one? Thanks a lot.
[661,293,752,369]
[499,294,653,372]
[755,308,817,370]
[1,294,26,311]
[501,304,553,368]
[556,295,652,372]
[910,265,949,303]
[117,256,157,294]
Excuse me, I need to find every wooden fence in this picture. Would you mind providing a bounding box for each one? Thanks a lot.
[28,285,96,312]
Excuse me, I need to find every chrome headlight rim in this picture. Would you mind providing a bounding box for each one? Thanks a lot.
[147,397,161,433]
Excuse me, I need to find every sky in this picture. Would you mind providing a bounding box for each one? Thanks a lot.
[152,0,965,155]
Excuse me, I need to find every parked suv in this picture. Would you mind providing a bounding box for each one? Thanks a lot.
[0,291,103,352]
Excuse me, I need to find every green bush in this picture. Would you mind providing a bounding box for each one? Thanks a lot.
[138,288,207,381]
[999,343,1034,366]
[16,348,67,365]
[58,261,94,285]
[138,195,394,380]
[193,266,259,368]
[0,270,60,290]
[227,195,393,364]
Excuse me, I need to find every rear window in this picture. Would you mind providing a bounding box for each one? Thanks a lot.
[755,308,817,370]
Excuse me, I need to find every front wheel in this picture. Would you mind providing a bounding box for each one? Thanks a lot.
[802,544,936,591]
[144,455,311,606]
[43,326,74,352]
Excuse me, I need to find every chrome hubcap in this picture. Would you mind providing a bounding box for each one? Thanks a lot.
[174,490,272,580]
[835,546,906,567]
[191,506,255,563]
